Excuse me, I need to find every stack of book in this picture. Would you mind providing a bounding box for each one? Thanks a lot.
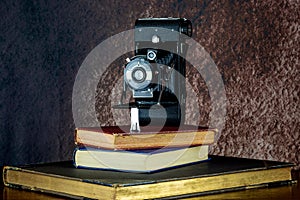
[3,125,295,199]
[73,125,217,172]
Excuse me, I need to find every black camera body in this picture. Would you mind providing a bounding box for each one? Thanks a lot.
[122,18,192,127]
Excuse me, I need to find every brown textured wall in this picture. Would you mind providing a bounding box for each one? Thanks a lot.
[1,0,299,169]
[190,0,300,168]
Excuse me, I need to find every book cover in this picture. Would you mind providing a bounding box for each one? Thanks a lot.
[3,156,294,200]
[75,125,217,150]
[74,145,209,172]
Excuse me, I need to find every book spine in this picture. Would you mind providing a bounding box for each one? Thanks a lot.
[74,128,79,146]
[3,167,20,188]
[2,166,9,187]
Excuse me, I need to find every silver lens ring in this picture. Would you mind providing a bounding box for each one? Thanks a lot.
[147,50,156,60]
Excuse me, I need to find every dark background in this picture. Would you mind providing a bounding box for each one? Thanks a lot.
[0,0,299,169]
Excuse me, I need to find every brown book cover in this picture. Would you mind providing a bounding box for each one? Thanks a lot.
[75,125,217,150]
[3,156,294,200]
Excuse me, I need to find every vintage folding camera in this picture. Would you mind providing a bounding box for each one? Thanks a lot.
[116,18,192,128]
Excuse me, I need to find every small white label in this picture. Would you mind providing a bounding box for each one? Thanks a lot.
[130,107,140,133]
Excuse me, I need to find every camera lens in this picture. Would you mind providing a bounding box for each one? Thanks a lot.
[148,52,154,59]
[147,50,156,61]
[132,68,146,83]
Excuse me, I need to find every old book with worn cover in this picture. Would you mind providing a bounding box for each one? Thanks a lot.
[74,145,209,172]
[75,125,216,150]
[3,156,294,200]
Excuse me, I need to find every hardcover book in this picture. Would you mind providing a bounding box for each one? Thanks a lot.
[3,156,294,200]
[75,125,216,150]
[74,145,209,172]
